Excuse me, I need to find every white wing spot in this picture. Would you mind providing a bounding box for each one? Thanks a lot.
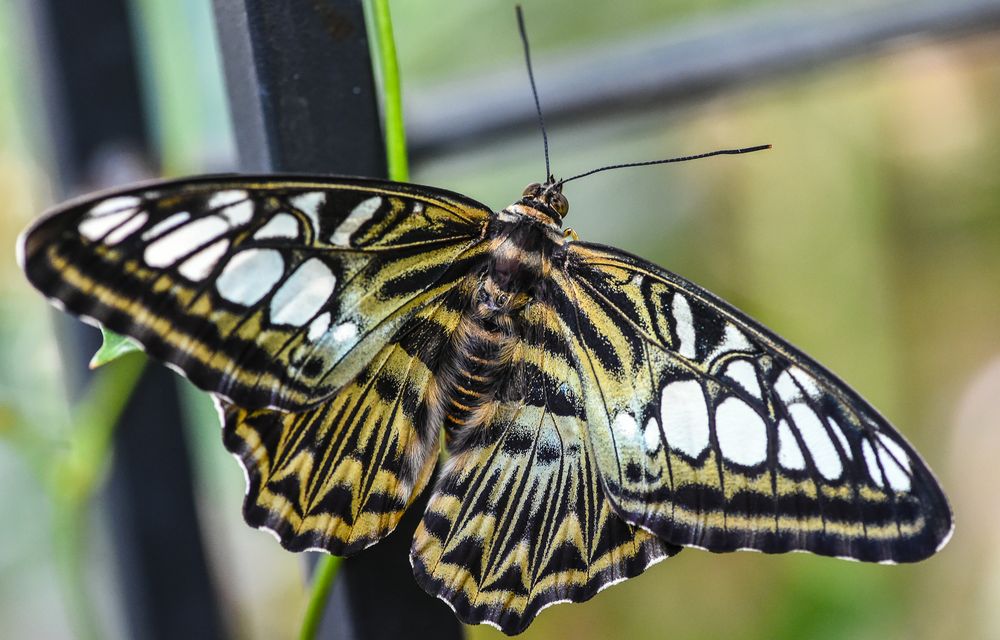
[141,211,190,240]
[103,212,148,244]
[331,196,381,246]
[307,311,331,342]
[712,324,753,359]
[789,366,821,398]
[660,380,709,458]
[790,404,843,480]
[208,189,248,210]
[178,239,229,281]
[671,294,696,359]
[643,417,661,453]
[206,190,252,226]
[876,433,911,492]
[144,216,229,267]
[270,258,336,326]
[290,192,326,233]
[777,419,806,470]
[827,417,853,460]
[219,200,254,226]
[612,412,641,442]
[774,370,801,404]
[862,439,884,487]
[332,322,357,343]
[254,212,300,240]
[715,397,768,466]
[79,208,137,241]
[216,248,284,305]
[89,195,141,217]
[723,359,762,399]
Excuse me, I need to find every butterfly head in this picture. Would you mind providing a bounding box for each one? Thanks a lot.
[515,178,568,226]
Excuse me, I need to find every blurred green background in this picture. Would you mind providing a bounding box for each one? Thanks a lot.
[2,0,999,638]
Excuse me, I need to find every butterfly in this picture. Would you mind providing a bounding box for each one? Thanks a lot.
[18,169,953,634]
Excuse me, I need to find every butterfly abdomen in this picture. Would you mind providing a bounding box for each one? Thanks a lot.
[435,312,512,438]
[427,221,552,447]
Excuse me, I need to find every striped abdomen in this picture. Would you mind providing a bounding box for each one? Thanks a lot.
[428,219,551,445]
[435,310,517,444]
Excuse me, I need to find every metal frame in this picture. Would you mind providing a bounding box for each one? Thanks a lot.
[210,1,462,637]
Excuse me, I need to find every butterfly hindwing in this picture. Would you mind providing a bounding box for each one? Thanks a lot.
[19,175,491,411]
[219,285,469,553]
[411,298,679,635]
[560,241,952,563]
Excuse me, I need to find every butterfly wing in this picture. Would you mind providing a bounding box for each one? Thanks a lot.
[20,176,493,550]
[411,299,679,634]
[560,241,952,563]
[19,175,491,411]
[218,286,468,553]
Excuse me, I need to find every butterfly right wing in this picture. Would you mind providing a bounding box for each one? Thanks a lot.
[19,175,491,411]
[560,241,952,563]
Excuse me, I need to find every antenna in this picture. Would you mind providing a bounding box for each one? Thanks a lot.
[514,6,769,186]
[559,145,772,185]
[516,5,551,180]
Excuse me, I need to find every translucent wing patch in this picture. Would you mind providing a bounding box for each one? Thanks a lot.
[411,302,679,634]
[220,284,468,553]
[19,175,491,411]
[560,242,952,563]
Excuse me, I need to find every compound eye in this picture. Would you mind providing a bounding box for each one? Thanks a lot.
[522,182,542,197]
[551,193,569,218]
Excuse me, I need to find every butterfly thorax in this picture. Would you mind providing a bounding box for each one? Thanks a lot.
[428,217,554,448]
[499,180,569,231]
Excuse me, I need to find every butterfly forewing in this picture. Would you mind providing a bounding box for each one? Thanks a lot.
[19,176,491,411]
[560,241,952,563]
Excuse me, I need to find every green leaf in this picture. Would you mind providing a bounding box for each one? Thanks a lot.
[89,327,142,369]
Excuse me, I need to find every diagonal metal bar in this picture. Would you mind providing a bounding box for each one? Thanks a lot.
[213,0,386,174]
[407,0,1000,158]
[210,1,462,637]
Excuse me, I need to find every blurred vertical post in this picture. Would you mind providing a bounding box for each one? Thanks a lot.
[27,0,226,638]
[210,0,462,637]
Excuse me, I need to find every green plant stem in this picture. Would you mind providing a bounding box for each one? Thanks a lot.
[366,0,409,182]
[52,353,146,640]
[52,499,101,640]
[298,556,343,640]
[53,353,147,502]
[298,2,410,638]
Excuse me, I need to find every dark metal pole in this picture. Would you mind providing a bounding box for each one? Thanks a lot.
[210,1,462,637]
[213,0,387,174]
[406,0,1000,158]
[28,0,226,638]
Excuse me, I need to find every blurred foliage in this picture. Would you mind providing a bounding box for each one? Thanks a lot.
[1,1,999,639]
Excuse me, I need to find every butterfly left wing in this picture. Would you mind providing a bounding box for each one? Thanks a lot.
[19,175,494,553]
[19,175,490,411]
[217,285,468,553]
[559,241,952,564]
[411,300,679,635]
